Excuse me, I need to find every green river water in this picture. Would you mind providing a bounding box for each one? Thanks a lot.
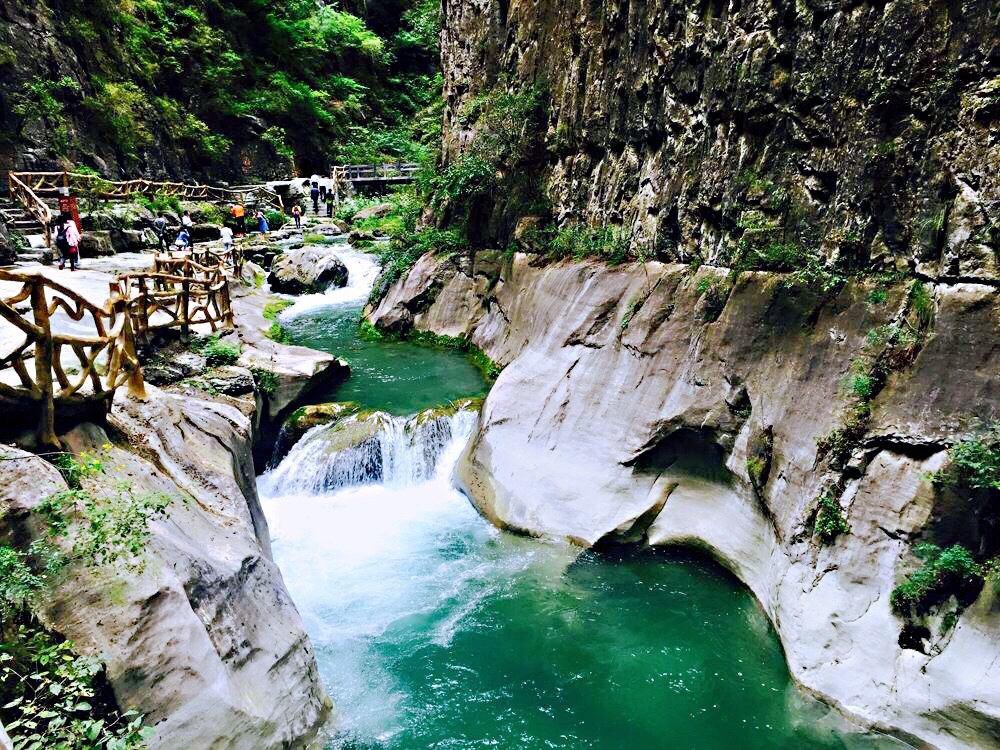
[257,247,903,750]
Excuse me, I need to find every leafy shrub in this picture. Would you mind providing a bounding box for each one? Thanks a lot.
[814,494,850,543]
[203,337,241,367]
[931,422,1000,492]
[138,192,182,215]
[868,289,888,304]
[303,234,327,244]
[264,210,288,230]
[250,367,280,395]
[545,225,631,265]
[1,623,155,750]
[266,322,291,344]
[890,543,984,616]
[908,280,934,329]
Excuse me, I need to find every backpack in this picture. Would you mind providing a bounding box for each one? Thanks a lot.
[55,224,70,251]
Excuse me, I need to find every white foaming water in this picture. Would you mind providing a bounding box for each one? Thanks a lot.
[259,405,567,746]
[259,409,477,495]
[278,243,381,316]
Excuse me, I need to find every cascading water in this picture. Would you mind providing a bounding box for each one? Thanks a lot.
[258,246,899,749]
[260,408,478,495]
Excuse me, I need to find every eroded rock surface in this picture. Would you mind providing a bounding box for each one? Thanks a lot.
[368,251,1000,749]
[0,387,332,749]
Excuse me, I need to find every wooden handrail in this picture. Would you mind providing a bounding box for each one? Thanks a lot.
[6,172,285,248]
[0,269,144,447]
[8,172,53,248]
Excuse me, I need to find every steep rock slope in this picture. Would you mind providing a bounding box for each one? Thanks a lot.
[0,387,331,748]
[367,251,999,748]
[440,0,998,278]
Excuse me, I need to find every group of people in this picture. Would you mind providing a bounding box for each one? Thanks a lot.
[309,175,335,217]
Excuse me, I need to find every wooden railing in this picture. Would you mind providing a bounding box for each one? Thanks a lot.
[7,173,53,247]
[6,171,284,248]
[0,269,145,448]
[331,163,420,182]
[190,245,243,276]
[9,171,284,211]
[113,255,234,341]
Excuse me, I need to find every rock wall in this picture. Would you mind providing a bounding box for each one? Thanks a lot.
[440,0,999,279]
[0,387,332,748]
[367,250,999,748]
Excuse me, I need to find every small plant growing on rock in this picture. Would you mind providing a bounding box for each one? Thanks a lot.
[250,367,280,395]
[890,543,984,616]
[814,494,850,544]
[930,422,1000,492]
[203,337,241,367]
[695,277,731,322]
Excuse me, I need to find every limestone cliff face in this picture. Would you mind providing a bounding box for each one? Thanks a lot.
[0,387,331,748]
[367,251,999,748]
[440,0,999,279]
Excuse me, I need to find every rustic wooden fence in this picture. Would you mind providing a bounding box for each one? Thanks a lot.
[7,173,54,247]
[113,255,234,341]
[0,269,145,448]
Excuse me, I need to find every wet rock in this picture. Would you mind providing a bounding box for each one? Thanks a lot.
[206,365,255,396]
[272,402,362,461]
[267,246,348,294]
[348,229,375,245]
[189,223,222,243]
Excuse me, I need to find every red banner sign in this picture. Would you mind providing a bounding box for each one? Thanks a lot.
[58,195,81,233]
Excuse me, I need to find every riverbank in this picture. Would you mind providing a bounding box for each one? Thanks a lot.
[366,250,1000,749]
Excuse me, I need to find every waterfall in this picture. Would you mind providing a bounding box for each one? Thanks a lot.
[259,406,478,496]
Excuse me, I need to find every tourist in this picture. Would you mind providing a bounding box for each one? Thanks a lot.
[256,210,269,234]
[152,212,169,252]
[55,214,80,271]
[175,227,191,249]
[310,183,320,214]
[220,224,234,260]
[181,210,193,230]
[231,202,247,235]
[292,204,302,229]
[325,190,334,218]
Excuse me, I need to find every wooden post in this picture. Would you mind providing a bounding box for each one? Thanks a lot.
[180,260,191,339]
[29,277,59,448]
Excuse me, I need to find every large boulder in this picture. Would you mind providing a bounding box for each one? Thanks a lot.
[189,223,222,243]
[78,231,115,257]
[351,202,394,222]
[267,246,348,294]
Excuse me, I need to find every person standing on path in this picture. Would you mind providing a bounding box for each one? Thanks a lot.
[55,213,81,271]
[310,183,320,214]
[152,212,169,252]
[325,190,334,218]
[231,202,246,235]
[181,210,193,230]
[256,210,269,234]
[220,224,234,261]
[292,204,302,229]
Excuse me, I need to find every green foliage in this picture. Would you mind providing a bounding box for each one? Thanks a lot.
[0,546,42,621]
[814,494,850,544]
[890,543,984,616]
[358,320,384,341]
[746,457,767,486]
[137,192,182,215]
[931,422,1000,492]
[544,225,632,265]
[1,622,154,750]
[620,294,646,331]
[264,210,288,230]
[250,367,280,395]
[85,82,153,159]
[867,288,888,305]
[12,76,79,155]
[265,322,291,344]
[263,299,294,321]
[908,280,934,329]
[203,337,241,367]
[303,234,327,244]
[192,202,225,225]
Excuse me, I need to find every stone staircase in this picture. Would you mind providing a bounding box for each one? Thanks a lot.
[0,197,49,263]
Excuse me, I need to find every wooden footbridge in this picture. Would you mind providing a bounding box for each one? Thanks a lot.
[328,162,419,204]
[6,171,284,248]
[1,250,238,448]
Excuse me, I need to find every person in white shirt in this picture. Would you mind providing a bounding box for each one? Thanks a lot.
[181,211,194,229]
[220,225,234,262]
